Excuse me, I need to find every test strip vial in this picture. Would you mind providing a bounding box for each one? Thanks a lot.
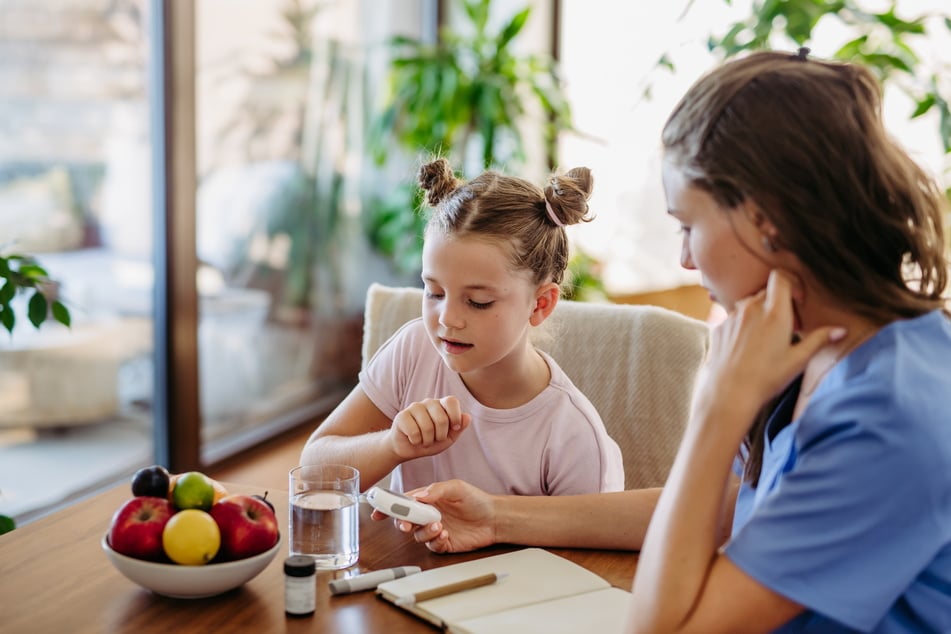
[284,555,316,616]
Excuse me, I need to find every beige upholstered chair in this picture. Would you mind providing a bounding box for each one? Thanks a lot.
[361,283,710,489]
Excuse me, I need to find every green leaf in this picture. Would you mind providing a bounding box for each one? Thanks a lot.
[938,100,951,153]
[0,514,14,535]
[911,94,935,119]
[0,306,14,334]
[17,263,48,281]
[0,257,8,278]
[712,21,748,56]
[833,35,868,60]
[497,7,530,50]
[28,291,48,328]
[873,9,926,35]
[858,52,913,75]
[52,300,71,328]
[463,0,490,33]
[0,281,14,304]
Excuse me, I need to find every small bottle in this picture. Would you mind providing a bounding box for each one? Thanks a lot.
[284,555,316,617]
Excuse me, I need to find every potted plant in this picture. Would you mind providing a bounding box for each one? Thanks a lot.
[365,0,574,275]
[0,249,70,534]
[651,0,950,236]
[0,251,70,335]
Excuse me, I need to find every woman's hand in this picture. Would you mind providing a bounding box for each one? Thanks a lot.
[692,270,845,437]
[369,480,497,553]
[389,396,472,460]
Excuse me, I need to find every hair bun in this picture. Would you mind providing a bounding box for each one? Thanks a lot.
[418,158,460,207]
[544,167,594,227]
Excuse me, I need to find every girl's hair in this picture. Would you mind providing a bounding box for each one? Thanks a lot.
[417,157,594,287]
[662,50,949,485]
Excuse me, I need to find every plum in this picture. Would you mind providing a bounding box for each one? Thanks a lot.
[251,491,275,514]
[131,465,171,498]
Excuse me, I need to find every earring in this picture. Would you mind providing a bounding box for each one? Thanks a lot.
[762,235,778,253]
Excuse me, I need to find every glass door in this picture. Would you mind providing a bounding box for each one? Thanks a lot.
[0,0,156,525]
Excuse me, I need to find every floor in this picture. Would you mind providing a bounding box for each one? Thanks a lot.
[0,416,152,524]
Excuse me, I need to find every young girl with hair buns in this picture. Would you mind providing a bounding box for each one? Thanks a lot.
[300,158,624,497]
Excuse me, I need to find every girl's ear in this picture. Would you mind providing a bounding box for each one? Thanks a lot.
[530,283,560,326]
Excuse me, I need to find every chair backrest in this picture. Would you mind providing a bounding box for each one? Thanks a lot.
[361,282,710,489]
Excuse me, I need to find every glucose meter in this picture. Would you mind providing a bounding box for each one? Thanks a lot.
[366,486,442,525]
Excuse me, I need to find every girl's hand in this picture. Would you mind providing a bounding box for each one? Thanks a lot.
[389,396,472,459]
[692,270,846,437]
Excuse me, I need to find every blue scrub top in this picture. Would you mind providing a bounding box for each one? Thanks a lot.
[726,310,951,633]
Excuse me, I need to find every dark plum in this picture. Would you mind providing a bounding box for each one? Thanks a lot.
[131,465,171,498]
[251,492,275,514]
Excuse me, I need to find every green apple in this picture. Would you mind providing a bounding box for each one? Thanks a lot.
[171,471,215,511]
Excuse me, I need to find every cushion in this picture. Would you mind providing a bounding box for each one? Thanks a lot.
[362,283,710,489]
[0,167,84,253]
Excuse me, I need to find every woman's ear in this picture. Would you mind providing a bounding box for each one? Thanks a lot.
[744,200,781,253]
[529,283,560,326]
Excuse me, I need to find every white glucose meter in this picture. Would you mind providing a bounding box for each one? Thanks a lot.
[365,486,442,525]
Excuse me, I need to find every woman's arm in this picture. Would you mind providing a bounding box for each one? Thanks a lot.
[629,272,841,633]
[405,478,739,553]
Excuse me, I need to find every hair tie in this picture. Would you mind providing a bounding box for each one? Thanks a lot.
[794,47,810,61]
[545,200,565,227]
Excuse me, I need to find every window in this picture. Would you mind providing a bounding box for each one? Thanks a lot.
[558,0,948,295]
[1,0,425,526]
[0,0,155,523]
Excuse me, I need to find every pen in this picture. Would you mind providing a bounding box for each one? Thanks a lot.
[329,566,422,595]
[395,571,508,606]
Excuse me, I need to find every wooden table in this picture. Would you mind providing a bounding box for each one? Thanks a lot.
[0,483,637,633]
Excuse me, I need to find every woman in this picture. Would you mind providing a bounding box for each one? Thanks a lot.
[398,50,951,632]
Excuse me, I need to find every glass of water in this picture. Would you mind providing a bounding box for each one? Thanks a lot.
[288,464,359,569]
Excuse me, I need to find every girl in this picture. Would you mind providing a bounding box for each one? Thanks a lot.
[409,51,951,633]
[300,158,624,497]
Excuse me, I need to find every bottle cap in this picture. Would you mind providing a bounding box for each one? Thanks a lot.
[284,555,316,577]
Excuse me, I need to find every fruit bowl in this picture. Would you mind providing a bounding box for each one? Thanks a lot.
[101,533,282,599]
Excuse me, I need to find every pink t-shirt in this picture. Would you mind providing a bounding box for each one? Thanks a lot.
[360,318,625,496]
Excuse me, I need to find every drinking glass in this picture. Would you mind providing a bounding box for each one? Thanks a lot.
[288,464,359,569]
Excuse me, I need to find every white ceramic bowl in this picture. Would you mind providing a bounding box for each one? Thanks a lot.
[101,533,282,599]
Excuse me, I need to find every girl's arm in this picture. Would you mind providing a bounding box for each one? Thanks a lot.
[299,385,403,490]
[300,387,473,491]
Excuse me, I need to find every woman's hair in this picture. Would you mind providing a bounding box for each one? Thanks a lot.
[662,49,950,485]
[417,157,594,287]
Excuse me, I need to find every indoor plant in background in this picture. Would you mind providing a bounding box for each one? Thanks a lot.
[201,0,368,390]
[0,251,70,334]
[366,0,597,288]
[0,249,71,534]
[652,0,950,233]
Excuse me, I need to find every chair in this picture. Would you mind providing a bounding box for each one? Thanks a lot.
[361,283,710,489]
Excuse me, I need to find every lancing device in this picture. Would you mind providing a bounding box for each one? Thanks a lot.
[328,566,423,595]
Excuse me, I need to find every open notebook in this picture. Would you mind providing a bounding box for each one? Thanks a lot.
[376,548,631,634]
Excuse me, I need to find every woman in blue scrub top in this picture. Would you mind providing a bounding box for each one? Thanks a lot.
[398,49,951,633]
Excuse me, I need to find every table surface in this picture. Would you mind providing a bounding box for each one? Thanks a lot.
[0,482,637,633]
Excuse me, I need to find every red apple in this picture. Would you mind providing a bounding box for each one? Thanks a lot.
[107,496,174,561]
[209,494,279,560]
